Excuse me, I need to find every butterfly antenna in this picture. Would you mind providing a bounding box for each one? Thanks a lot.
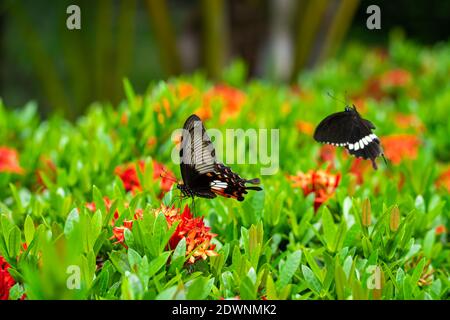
[382,153,388,166]
[326,92,347,105]
[160,168,178,183]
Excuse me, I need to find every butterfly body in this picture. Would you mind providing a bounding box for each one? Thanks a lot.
[314,105,386,169]
[178,115,262,201]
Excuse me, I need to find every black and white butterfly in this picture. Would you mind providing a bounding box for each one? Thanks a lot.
[314,105,386,169]
[177,114,262,201]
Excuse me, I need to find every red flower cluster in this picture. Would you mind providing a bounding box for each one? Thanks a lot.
[288,170,341,211]
[158,205,218,264]
[35,156,57,190]
[110,208,144,246]
[197,84,246,123]
[114,159,175,195]
[296,121,314,136]
[381,134,420,165]
[111,204,217,264]
[356,68,413,101]
[0,147,24,174]
[394,113,425,133]
[436,168,450,193]
[380,69,412,89]
[0,256,15,300]
[435,225,447,236]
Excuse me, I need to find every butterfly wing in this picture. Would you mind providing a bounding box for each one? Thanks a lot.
[209,164,262,202]
[345,117,383,169]
[179,114,217,198]
[313,111,354,146]
[314,108,384,169]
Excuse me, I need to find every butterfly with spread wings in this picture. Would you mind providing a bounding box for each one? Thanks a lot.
[314,105,386,169]
[177,114,262,201]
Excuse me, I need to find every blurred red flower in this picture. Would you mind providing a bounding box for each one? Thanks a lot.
[296,121,314,136]
[114,160,175,195]
[35,156,57,190]
[86,196,119,224]
[171,82,197,100]
[288,170,340,211]
[394,113,424,133]
[380,68,412,89]
[358,68,412,101]
[157,205,218,264]
[435,224,447,235]
[349,158,371,184]
[111,220,135,246]
[436,168,450,193]
[0,256,16,300]
[318,145,336,164]
[381,134,420,165]
[198,84,246,123]
[0,147,24,174]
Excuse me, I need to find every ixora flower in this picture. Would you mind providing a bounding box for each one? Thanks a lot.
[35,156,57,190]
[288,170,341,211]
[394,113,425,133]
[111,205,217,264]
[158,205,218,264]
[197,84,246,123]
[0,256,16,300]
[0,147,24,174]
[436,168,450,193]
[295,120,314,136]
[380,68,412,89]
[114,160,175,194]
[381,134,421,165]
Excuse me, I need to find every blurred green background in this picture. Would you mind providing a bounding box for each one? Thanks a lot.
[0,0,448,119]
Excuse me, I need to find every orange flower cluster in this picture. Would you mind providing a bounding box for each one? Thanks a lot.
[35,156,57,190]
[436,168,450,193]
[318,145,336,165]
[114,159,175,195]
[381,134,420,165]
[357,68,413,101]
[380,69,412,89]
[158,205,218,264]
[349,158,372,184]
[435,225,447,236]
[296,121,314,136]
[197,84,246,123]
[0,147,23,174]
[288,170,341,211]
[110,204,217,264]
[0,256,16,300]
[394,113,425,133]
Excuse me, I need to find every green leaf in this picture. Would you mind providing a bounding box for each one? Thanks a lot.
[24,215,35,246]
[148,251,170,277]
[8,226,21,258]
[423,229,435,258]
[64,208,80,236]
[186,277,214,300]
[321,207,336,251]
[335,263,347,300]
[240,274,257,300]
[127,248,142,271]
[265,274,278,300]
[301,265,322,294]
[277,250,302,291]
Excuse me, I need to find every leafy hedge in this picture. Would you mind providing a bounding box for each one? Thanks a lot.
[0,38,449,300]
